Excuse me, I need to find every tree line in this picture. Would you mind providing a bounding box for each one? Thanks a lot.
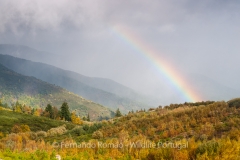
[0,100,88,124]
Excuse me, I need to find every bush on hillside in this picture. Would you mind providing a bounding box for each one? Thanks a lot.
[228,98,240,108]
[47,125,67,136]
[36,131,48,138]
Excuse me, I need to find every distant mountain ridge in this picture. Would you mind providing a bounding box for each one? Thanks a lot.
[186,73,240,101]
[0,44,59,65]
[1,44,239,108]
[0,63,113,120]
[0,44,147,96]
[0,44,139,98]
[0,48,152,112]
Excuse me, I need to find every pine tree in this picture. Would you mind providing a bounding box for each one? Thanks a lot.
[13,101,22,113]
[31,108,35,115]
[87,113,90,121]
[115,108,122,117]
[60,102,71,121]
[45,104,54,119]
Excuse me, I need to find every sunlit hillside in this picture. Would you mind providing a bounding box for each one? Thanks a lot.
[1,99,240,159]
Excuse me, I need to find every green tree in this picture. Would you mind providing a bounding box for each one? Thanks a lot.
[31,108,35,115]
[45,104,54,119]
[12,101,22,113]
[115,108,122,117]
[87,113,90,121]
[15,102,22,113]
[60,102,71,121]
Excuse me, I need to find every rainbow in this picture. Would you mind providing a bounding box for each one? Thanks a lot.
[111,25,200,102]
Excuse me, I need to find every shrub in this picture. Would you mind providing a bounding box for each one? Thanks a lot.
[72,127,86,136]
[11,124,31,133]
[47,125,67,136]
[11,125,22,133]
[92,131,103,139]
[36,131,47,138]
[30,132,38,140]
[20,124,31,132]
[228,98,240,108]
[83,125,89,132]
[0,132,4,139]
[196,141,219,156]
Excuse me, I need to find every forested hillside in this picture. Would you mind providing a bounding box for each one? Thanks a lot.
[0,64,113,120]
[1,99,240,159]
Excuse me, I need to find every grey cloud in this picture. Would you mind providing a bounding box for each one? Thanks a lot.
[0,0,104,33]
[0,0,240,104]
[0,0,218,33]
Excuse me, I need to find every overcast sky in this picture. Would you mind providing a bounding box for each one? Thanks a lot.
[0,0,240,104]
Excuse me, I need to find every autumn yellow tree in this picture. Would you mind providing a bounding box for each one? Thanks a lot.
[71,111,83,125]
[21,124,31,132]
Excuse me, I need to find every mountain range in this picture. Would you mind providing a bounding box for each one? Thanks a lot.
[0,44,239,110]
[0,45,154,112]
[0,63,113,120]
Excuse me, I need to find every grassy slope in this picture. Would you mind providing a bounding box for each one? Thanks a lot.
[0,64,114,120]
[0,109,75,134]
[0,108,102,143]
